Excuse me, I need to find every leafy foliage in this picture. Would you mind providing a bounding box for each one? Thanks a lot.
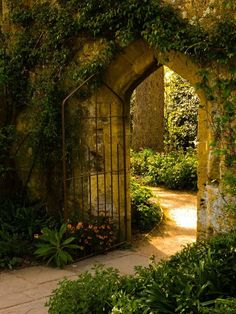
[164,70,199,151]
[47,264,120,314]
[145,232,236,313]
[0,231,28,269]
[131,149,198,190]
[130,177,162,231]
[66,218,117,255]
[202,298,236,314]
[47,232,236,314]
[34,224,80,268]
[0,200,54,269]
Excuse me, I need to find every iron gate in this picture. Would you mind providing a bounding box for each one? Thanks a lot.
[61,77,130,246]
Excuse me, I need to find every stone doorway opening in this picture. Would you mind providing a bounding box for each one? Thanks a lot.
[64,39,208,247]
[129,65,199,244]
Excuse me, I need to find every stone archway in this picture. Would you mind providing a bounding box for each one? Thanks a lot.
[6,1,234,244]
[64,39,235,242]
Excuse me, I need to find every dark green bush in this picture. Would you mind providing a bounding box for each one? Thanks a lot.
[131,149,197,190]
[0,199,55,269]
[0,231,29,269]
[145,232,236,314]
[130,177,162,231]
[130,177,153,205]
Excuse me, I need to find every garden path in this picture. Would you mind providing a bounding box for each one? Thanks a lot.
[133,187,197,259]
[0,188,196,314]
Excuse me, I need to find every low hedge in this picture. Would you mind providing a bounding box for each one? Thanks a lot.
[131,149,197,190]
[47,231,236,314]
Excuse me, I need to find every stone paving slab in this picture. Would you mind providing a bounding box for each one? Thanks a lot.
[0,297,49,314]
[11,266,74,284]
[0,250,149,314]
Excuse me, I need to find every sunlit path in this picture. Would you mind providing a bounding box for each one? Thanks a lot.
[133,187,197,260]
[151,187,197,229]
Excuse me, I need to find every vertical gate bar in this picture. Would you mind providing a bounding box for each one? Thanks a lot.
[122,99,128,240]
[117,144,121,240]
[109,102,114,217]
[88,147,92,217]
[61,96,68,217]
[95,92,99,216]
[79,151,83,220]
[81,174,84,220]
[72,158,76,208]
[103,145,107,217]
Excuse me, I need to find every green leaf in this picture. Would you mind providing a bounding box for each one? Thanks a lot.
[62,237,76,246]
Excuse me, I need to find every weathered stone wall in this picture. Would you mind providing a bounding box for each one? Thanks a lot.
[132,67,165,152]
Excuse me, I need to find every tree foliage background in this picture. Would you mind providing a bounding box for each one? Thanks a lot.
[164,68,199,152]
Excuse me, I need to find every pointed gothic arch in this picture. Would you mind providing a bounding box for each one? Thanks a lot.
[63,39,234,242]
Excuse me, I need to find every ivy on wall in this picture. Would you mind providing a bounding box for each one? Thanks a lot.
[0,0,235,209]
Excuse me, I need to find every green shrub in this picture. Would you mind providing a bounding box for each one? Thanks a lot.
[130,149,155,176]
[46,232,236,314]
[134,204,162,232]
[130,177,162,231]
[0,230,29,269]
[110,290,146,314]
[130,177,153,205]
[145,232,236,314]
[47,265,120,314]
[131,149,197,190]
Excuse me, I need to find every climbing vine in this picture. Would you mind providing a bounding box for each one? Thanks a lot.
[0,0,235,211]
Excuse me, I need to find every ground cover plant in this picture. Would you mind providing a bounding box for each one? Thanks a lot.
[131,149,197,190]
[34,224,80,268]
[47,231,236,314]
[202,298,236,314]
[66,218,117,255]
